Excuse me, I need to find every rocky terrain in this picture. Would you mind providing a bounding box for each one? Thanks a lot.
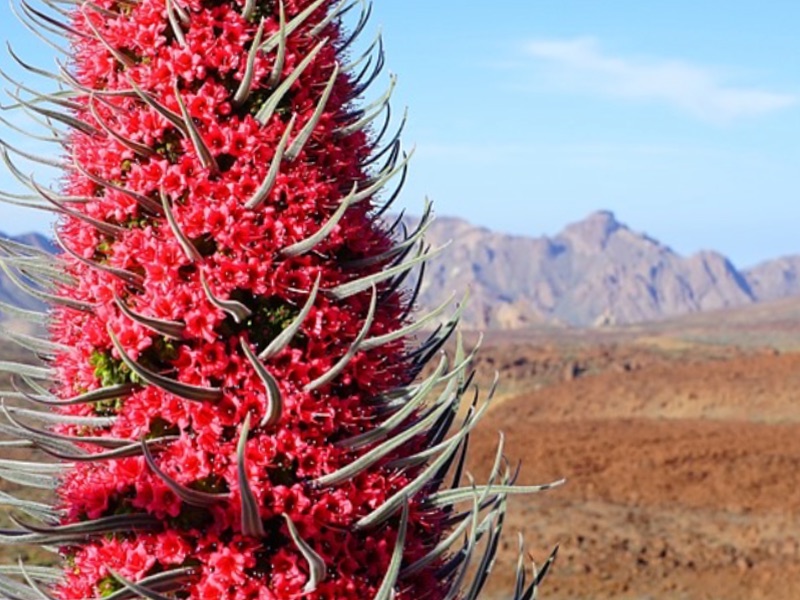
[456,305,800,599]
[410,210,800,329]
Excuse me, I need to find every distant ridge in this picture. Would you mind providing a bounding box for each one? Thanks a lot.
[406,211,800,329]
[2,218,799,329]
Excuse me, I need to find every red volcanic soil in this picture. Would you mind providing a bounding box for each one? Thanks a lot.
[467,342,800,599]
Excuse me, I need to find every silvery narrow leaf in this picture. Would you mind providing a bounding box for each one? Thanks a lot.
[354,412,473,530]
[0,564,61,583]
[313,375,453,487]
[0,236,52,259]
[255,40,326,125]
[4,44,61,82]
[160,190,202,262]
[372,498,408,600]
[12,558,58,600]
[199,271,252,323]
[108,569,174,600]
[0,469,57,490]
[400,491,478,578]
[240,340,282,428]
[39,436,177,463]
[141,439,228,507]
[386,389,490,478]
[349,40,384,97]
[114,293,185,339]
[336,74,395,138]
[245,114,296,209]
[7,91,99,136]
[280,184,354,258]
[241,0,256,20]
[337,353,448,449]
[71,157,161,214]
[285,62,339,161]
[8,512,160,539]
[344,197,432,269]
[0,406,132,450]
[108,327,224,402]
[327,240,448,301]
[19,381,137,407]
[0,138,65,168]
[0,491,61,521]
[88,98,155,157]
[341,25,381,74]
[0,423,79,458]
[0,326,67,356]
[55,230,143,287]
[0,258,93,313]
[258,273,320,360]
[32,176,124,238]
[520,545,559,600]
[309,0,348,37]
[174,82,218,172]
[0,361,52,381]
[514,534,527,599]
[15,0,80,50]
[360,292,453,351]
[18,0,74,34]
[283,514,326,594]
[0,571,45,600]
[347,148,414,207]
[338,0,372,52]
[0,459,68,474]
[0,298,47,323]
[265,0,286,88]
[0,440,34,449]
[384,379,464,471]
[236,414,265,537]
[426,480,565,509]
[462,508,506,600]
[165,0,186,46]
[126,78,187,134]
[102,568,196,600]
[304,284,376,392]
[233,19,266,106]
[0,112,62,144]
[260,0,325,52]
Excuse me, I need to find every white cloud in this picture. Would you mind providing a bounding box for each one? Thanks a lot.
[523,37,796,122]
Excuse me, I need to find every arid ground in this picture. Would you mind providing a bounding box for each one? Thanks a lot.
[3,298,800,598]
[465,299,800,599]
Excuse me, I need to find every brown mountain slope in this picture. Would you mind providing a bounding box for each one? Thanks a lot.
[409,210,800,329]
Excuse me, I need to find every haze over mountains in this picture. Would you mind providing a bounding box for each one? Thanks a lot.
[1,212,799,329]
[413,210,800,328]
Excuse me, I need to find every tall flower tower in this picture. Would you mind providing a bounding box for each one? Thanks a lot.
[0,0,560,598]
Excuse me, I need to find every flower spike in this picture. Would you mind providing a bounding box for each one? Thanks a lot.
[0,0,559,597]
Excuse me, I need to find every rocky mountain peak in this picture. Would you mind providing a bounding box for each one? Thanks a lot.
[559,210,623,252]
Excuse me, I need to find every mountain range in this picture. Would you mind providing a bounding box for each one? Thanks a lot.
[411,210,800,329]
[1,212,798,329]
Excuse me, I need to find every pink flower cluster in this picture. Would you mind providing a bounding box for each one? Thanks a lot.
[48,0,449,597]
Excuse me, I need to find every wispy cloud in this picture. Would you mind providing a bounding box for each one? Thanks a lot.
[523,37,796,122]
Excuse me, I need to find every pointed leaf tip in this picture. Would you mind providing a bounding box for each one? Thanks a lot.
[237,414,265,537]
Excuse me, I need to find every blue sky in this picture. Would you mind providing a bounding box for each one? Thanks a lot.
[1,1,798,266]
